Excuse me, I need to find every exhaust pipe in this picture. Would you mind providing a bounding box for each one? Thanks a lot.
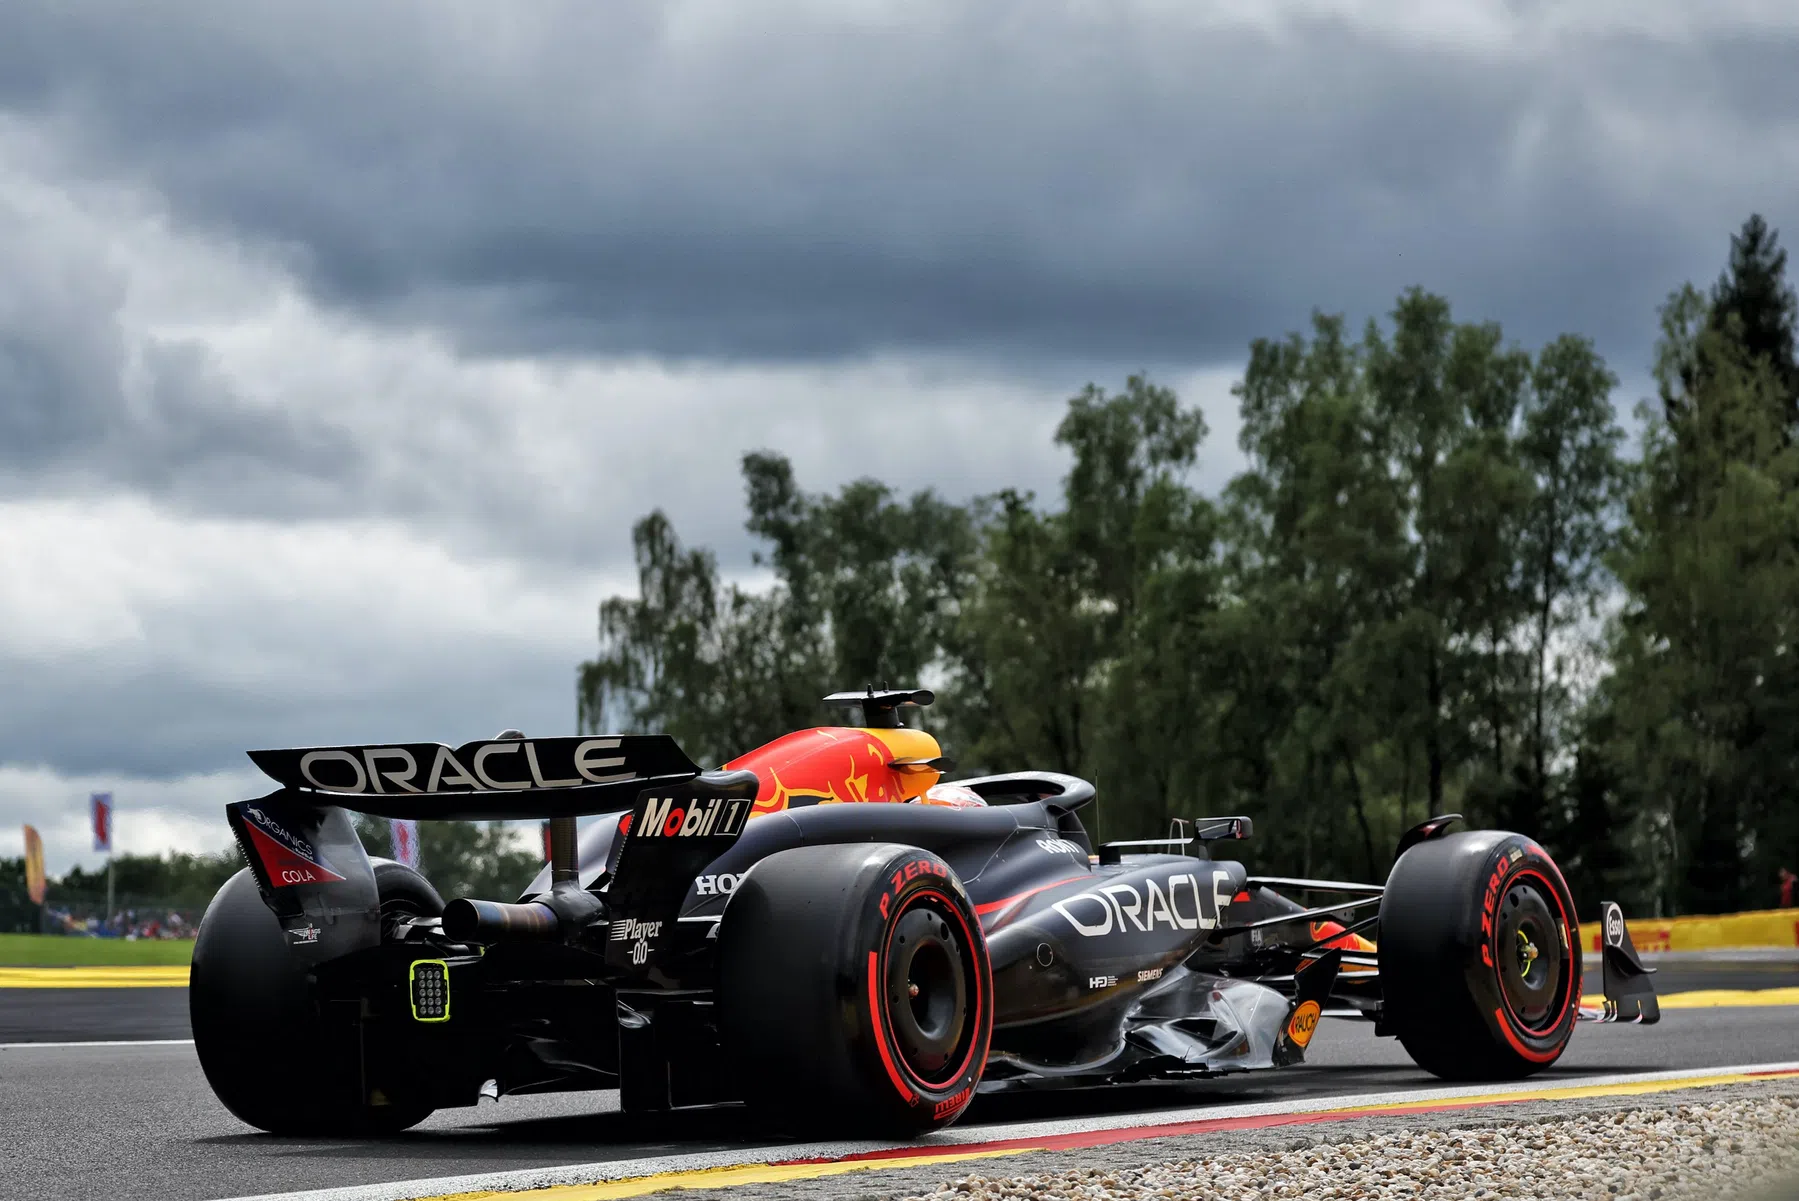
[441,761,607,944]
[440,731,603,945]
[442,898,559,943]
[442,882,609,945]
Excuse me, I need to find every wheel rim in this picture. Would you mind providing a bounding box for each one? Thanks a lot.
[885,901,969,1084]
[1495,879,1563,1032]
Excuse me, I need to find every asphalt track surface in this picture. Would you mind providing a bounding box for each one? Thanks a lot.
[6,957,1797,1044]
[7,1008,1798,1201]
[2,963,1798,1201]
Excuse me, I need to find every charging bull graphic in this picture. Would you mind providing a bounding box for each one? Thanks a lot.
[724,725,945,814]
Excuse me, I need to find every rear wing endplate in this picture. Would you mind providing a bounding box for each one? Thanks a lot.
[224,795,381,956]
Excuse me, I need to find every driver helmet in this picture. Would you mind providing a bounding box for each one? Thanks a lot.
[919,783,987,808]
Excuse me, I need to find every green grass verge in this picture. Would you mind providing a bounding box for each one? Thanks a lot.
[0,932,195,967]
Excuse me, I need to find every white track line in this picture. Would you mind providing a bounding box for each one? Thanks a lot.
[217,1060,1799,1201]
[0,1038,194,1049]
[1640,948,1799,963]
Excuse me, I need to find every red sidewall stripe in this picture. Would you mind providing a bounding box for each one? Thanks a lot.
[1493,1006,1564,1063]
[867,951,916,1105]
[877,883,989,1096]
[1497,864,1576,1042]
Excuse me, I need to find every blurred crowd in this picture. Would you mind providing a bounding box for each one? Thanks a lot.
[41,904,199,940]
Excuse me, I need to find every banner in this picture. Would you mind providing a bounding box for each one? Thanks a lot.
[542,820,553,863]
[1589,907,1799,953]
[91,793,113,853]
[390,818,420,870]
[22,825,45,905]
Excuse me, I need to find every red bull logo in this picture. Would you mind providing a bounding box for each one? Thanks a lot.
[724,726,944,815]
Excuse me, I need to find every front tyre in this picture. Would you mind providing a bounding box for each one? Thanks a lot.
[1379,830,1581,1081]
[718,843,993,1137]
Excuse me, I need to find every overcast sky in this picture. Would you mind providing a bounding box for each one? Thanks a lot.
[3,1,1793,874]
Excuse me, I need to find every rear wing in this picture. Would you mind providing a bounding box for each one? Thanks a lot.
[225,733,720,954]
[247,734,700,820]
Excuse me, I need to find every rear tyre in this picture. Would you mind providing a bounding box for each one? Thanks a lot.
[1379,830,1581,1080]
[718,843,993,1137]
[371,857,446,937]
[191,865,442,1135]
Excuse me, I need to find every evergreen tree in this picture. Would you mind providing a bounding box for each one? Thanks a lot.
[1607,225,1799,913]
[1707,215,1799,433]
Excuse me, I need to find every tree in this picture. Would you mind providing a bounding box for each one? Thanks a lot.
[1511,336,1624,835]
[354,817,544,903]
[578,509,818,765]
[941,376,1218,842]
[1221,293,1619,882]
[56,850,242,909]
[1606,231,1799,913]
[941,489,1102,782]
[1361,291,1545,824]
[568,237,1799,911]
[1706,214,1799,434]
[581,454,983,765]
[1226,310,1410,878]
[0,858,38,933]
[741,452,982,702]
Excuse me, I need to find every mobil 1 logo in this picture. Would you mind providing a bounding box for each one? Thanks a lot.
[628,794,752,840]
[606,790,756,969]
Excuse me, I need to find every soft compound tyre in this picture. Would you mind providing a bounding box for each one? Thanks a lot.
[1379,830,1582,1081]
[190,865,441,1135]
[718,843,993,1137]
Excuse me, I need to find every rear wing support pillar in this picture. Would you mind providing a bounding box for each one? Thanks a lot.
[548,815,580,885]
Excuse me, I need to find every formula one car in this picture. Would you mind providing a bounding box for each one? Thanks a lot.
[191,689,1659,1137]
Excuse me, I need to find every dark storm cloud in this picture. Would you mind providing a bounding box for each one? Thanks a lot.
[0,334,363,504]
[120,343,359,494]
[0,201,363,509]
[1,3,1792,375]
[0,642,579,782]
